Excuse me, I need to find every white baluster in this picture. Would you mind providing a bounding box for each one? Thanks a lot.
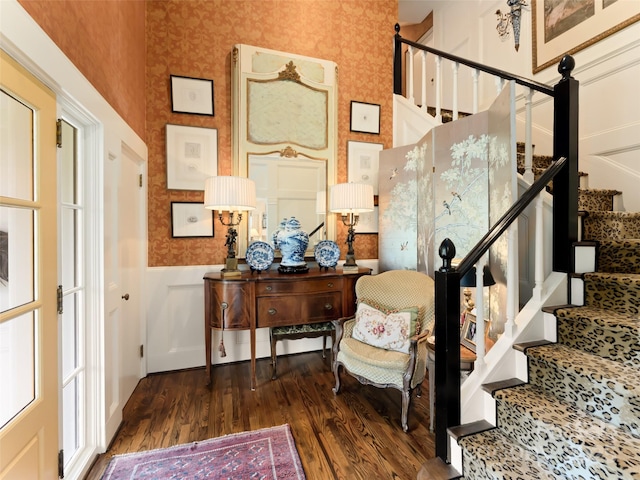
[471,69,479,114]
[533,194,545,300]
[435,56,442,122]
[452,61,459,121]
[523,88,534,183]
[421,50,427,113]
[408,46,415,105]
[474,256,487,369]
[504,223,518,337]
[494,76,505,95]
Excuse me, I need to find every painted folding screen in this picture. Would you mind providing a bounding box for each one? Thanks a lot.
[380,83,515,334]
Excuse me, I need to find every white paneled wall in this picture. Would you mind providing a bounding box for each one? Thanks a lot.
[146,260,379,374]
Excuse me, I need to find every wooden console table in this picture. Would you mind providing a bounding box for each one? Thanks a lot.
[204,266,371,390]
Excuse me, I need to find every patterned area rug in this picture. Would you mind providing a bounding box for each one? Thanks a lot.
[101,424,306,479]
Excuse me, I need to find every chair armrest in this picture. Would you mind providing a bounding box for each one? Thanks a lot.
[332,315,355,344]
[404,330,432,389]
[409,329,431,347]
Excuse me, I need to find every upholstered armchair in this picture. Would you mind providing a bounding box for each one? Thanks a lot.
[332,270,435,432]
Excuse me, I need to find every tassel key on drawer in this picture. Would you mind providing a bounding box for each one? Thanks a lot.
[325,303,333,310]
[268,308,277,315]
[219,302,228,357]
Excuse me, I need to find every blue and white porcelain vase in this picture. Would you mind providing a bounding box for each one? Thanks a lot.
[273,217,309,274]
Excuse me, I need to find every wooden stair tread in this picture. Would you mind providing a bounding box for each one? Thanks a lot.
[541,304,576,314]
[513,340,553,352]
[416,457,462,480]
[448,419,494,441]
[481,378,525,394]
[573,240,598,246]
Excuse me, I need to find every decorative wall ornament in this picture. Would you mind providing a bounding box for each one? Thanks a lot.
[280,145,298,157]
[278,61,301,82]
[496,0,528,51]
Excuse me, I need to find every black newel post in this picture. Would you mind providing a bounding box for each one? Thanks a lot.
[434,238,461,461]
[393,23,403,95]
[552,55,579,273]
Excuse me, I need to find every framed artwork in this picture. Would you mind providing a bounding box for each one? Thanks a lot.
[356,206,379,234]
[350,101,380,134]
[347,140,383,195]
[460,312,489,353]
[532,0,640,73]
[166,124,217,190]
[170,75,214,116]
[171,202,214,238]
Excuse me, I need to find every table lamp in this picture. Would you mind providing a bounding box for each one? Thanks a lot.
[204,176,256,277]
[460,264,496,313]
[329,182,374,272]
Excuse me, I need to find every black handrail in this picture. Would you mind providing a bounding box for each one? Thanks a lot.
[393,24,554,97]
[456,156,567,279]
[308,222,324,238]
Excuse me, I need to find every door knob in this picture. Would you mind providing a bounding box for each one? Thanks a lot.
[122,293,130,300]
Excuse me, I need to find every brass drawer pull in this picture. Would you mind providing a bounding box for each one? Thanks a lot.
[325,303,333,310]
[327,282,333,288]
[268,308,277,315]
[265,286,273,291]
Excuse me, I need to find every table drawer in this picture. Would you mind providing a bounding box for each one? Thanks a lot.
[209,281,252,329]
[256,277,343,295]
[257,292,342,327]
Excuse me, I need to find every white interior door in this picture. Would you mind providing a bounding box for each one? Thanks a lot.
[103,144,145,442]
[0,50,59,480]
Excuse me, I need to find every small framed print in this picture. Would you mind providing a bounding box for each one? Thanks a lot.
[171,202,214,238]
[460,312,489,353]
[348,140,383,195]
[170,75,214,116]
[350,101,380,134]
[356,206,378,234]
[166,124,217,190]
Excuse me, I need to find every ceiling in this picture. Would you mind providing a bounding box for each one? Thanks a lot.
[397,0,434,25]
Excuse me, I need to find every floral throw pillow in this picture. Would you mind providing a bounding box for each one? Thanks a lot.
[352,301,419,354]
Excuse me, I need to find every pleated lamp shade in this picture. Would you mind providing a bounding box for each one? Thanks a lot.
[204,176,256,212]
[329,183,374,214]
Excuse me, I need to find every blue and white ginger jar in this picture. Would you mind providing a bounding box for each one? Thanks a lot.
[273,217,309,273]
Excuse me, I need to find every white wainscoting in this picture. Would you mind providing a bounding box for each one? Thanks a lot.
[145,260,379,374]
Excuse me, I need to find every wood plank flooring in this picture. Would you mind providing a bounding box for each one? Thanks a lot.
[85,351,435,480]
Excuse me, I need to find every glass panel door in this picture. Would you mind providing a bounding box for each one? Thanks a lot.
[59,119,86,472]
[0,90,37,427]
[0,49,58,479]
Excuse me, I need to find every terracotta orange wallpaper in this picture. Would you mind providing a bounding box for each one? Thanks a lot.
[147,0,396,266]
[18,0,146,140]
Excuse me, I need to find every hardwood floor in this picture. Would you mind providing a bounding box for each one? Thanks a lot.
[85,350,435,479]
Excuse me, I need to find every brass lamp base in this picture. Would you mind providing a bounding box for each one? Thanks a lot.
[342,265,360,274]
[343,253,359,273]
[221,257,241,277]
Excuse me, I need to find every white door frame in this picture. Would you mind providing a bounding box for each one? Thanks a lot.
[57,98,105,479]
[1,1,148,476]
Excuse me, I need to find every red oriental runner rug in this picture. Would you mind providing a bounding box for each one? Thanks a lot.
[101,424,306,479]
